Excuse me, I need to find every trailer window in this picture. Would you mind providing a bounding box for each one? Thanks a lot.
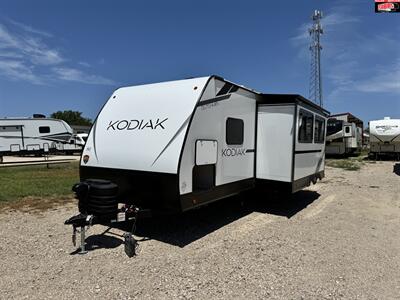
[226,118,244,145]
[327,119,343,136]
[314,116,325,143]
[298,109,314,143]
[39,126,50,134]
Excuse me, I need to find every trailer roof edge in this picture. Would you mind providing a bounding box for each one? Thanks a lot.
[260,94,330,116]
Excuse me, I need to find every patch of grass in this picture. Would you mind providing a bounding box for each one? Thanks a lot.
[326,158,363,171]
[0,162,79,205]
[360,148,369,157]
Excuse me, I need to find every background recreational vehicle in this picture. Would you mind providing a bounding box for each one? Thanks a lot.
[369,117,400,160]
[73,76,329,217]
[0,116,73,162]
[325,113,363,156]
[56,133,88,154]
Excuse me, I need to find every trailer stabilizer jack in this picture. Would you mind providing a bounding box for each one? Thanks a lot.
[65,214,94,254]
[64,206,144,256]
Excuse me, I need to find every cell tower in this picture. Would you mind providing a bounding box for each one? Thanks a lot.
[309,10,323,107]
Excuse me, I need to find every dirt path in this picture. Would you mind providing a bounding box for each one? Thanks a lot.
[1,161,400,299]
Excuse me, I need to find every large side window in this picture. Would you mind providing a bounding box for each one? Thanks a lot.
[314,116,325,143]
[226,118,244,145]
[298,109,314,143]
[39,126,50,134]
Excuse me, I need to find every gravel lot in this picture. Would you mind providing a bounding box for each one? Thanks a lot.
[1,161,400,299]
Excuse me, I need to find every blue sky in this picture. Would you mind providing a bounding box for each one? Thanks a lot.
[0,0,399,125]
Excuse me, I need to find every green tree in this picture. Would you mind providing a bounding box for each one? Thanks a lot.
[50,110,92,126]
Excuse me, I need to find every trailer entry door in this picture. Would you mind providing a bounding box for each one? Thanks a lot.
[193,140,217,191]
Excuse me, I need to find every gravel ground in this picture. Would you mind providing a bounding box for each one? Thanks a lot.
[0,161,400,299]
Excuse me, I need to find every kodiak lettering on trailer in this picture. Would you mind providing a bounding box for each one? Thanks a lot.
[107,118,168,131]
[222,148,247,157]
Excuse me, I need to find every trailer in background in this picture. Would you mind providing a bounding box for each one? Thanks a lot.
[0,116,73,163]
[55,133,88,154]
[369,117,400,160]
[325,112,363,156]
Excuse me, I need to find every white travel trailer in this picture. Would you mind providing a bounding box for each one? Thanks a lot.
[326,113,363,156]
[56,133,88,154]
[369,117,400,159]
[75,76,328,215]
[0,116,73,162]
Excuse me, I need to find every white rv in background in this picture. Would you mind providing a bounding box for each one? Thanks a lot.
[56,133,88,154]
[0,116,73,162]
[326,113,363,156]
[369,117,400,160]
[78,76,329,214]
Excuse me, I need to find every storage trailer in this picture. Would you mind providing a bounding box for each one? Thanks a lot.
[326,113,363,156]
[0,116,74,163]
[65,76,329,255]
[369,117,400,160]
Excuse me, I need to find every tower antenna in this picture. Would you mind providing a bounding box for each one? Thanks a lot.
[309,10,323,107]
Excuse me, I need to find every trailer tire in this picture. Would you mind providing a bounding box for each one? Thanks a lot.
[84,179,118,197]
[86,196,118,206]
[86,205,118,215]
[85,196,118,217]
[74,179,119,217]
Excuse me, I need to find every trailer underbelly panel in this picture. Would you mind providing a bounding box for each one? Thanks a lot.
[80,166,181,213]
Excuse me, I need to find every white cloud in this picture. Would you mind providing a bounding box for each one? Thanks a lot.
[325,35,400,96]
[291,10,360,45]
[78,61,91,67]
[53,67,115,85]
[0,60,42,84]
[323,12,360,28]
[0,23,63,65]
[7,18,53,38]
[0,19,115,86]
[350,59,400,94]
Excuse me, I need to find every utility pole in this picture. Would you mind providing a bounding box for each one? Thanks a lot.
[309,10,323,107]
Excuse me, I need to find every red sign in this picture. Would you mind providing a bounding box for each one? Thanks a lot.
[375,0,400,12]
[378,3,395,10]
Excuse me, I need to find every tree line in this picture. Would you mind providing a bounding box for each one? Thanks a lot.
[50,110,92,126]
